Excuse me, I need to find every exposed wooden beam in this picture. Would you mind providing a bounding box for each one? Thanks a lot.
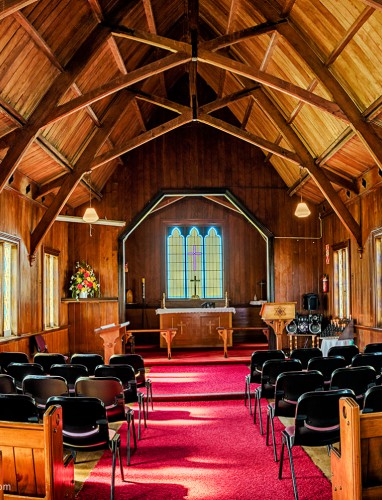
[199,86,259,114]
[325,7,374,66]
[288,172,310,196]
[259,32,279,71]
[131,99,146,131]
[142,0,157,32]
[226,0,240,33]
[90,113,193,170]
[108,37,128,74]
[201,20,288,52]
[197,113,301,164]
[0,0,38,20]
[255,89,362,249]
[30,92,132,261]
[252,1,382,170]
[287,79,318,123]
[322,169,359,193]
[241,98,255,129]
[13,11,64,71]
[0,96,26,126]
[281,0,296,16]
[48,52,190,124]
[316,129,355,166]
[88,0,104,22]
[134,90,190,114]
[360,0,382,11]
[71,83,101,127]
[111,26,191,53]
[198,49,348,121]
[0,25,111,195]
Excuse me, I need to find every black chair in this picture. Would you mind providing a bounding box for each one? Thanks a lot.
[290,347,323,370]
[351,353,382,381]
[0,393,39,422]
[254,358,302,434]
[50,363,89,394]
[33,353,67,374]
[0,352,29,373]
[6,362,44,392]
[244,349,285,414]
[95,364,146,440]
[70,353,104,376]
[46,395,125,500]
[364,343,382,354]
[330,365,377,406]
[279,388,356,500]
[307,355,348,388]
[266,370,325,461]
[75,376,137,465]
[0,374,17,394]
[327,344,359,365]
[363,385,382,413]
[110,354,153,415]
[23,375,69,417]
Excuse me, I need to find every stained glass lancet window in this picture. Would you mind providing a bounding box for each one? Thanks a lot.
[167,226,223,299]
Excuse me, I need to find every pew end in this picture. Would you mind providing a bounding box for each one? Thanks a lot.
[331,396,382,500]
[0,404,74,499]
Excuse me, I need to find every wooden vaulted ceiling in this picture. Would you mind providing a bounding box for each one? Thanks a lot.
[1,0,382,258]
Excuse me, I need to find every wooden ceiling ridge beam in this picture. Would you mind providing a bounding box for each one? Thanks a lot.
[199,86,260,114]
[197,49,348,122]
[110,25,191,53]
[30,91,132,262]
[197,113,300,164]
[0,24,112,194]
[201,19,288,52]
[0,0,38,20]
[250,1,382,170]
[254,90,362,249]
[48,52,191,125]
[89,113,193,170]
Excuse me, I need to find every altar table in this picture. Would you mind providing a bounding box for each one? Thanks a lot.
[156,308,236,348]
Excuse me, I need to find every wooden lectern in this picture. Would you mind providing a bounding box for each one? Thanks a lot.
[260,302,296,350]
[94,321,130,363]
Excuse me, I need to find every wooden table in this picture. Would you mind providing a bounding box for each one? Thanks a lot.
[288,333,320,351]
[217,326,269,358]
[124,328,178,359]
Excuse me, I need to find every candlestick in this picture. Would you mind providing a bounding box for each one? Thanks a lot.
[225,291,229,308]
[142,277,145,300]
[162,292,166,309]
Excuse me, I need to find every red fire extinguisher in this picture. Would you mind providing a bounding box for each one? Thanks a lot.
[322,274,329,293]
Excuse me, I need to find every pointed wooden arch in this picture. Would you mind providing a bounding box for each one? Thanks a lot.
[117,188,275,321]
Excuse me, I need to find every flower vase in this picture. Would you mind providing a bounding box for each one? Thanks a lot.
[79,290,88,299]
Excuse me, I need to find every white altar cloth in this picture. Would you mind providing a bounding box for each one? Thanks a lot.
[156,307,236,315]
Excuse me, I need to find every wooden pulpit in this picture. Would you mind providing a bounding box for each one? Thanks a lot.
[94,321,130,363]
[260,302,296,350]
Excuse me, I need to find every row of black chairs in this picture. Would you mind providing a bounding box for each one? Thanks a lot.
[0,351,153,415]
[0,393,124,500]
[245,344,382,500]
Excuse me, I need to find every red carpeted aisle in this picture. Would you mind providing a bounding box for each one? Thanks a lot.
[76,365,332,500]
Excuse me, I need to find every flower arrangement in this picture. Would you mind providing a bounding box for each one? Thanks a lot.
[69,261,100,299]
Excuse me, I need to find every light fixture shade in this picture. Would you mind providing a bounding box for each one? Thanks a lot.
[294,201,311,218]
[83,207,99,223]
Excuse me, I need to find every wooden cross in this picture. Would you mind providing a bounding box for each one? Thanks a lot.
[190,275,200,299]
[207,320,215,335]
[177,321,186,335]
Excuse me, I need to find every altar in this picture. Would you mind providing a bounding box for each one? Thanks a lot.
[156,308,236,348]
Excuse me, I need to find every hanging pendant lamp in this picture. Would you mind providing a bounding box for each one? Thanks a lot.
[294,167,311,218]
[83,172,99,223]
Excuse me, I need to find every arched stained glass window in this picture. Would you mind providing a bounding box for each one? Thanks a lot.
[167,225,223,299]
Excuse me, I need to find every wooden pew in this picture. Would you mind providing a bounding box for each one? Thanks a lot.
[331,397,382,499]
[0,405,74,500]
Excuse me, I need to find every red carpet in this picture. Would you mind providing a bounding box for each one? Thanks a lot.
[149,364,249,398]
[77,400,332,500]
[134,344,267,366]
